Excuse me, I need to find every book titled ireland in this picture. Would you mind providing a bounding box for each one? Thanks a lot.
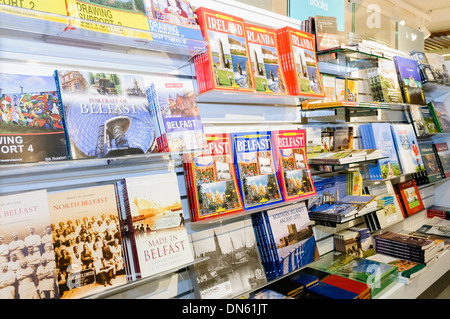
[0,72,69,164]
[195,7,255,94]
[272,129,316,202]
[55,70,156,159]
[230,131,283,210]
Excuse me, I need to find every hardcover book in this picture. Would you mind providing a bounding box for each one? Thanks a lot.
[184,133,244,222]
[429,101,450,133]
[375,59,404,103]
[390,124,424,175]
[145,75,205,153]
[47,185,127,299]
[408,105,427,137]
[272,130,316,202]
[418,143,443,183]
[245,23,287,95]
[0,189,59,299]
[393,56,426,105]
[419,104,439,134]
[276,26,325,98]
[195,7,255,94]
[117,172,194,279]
[55,70,156,159]
[313,16,341,52]
[190,218,267,299]
[321,274,370,299]
[394,179,424,218]
[433,142,450,178]
[230,131,283,210]
[0,72,69,164]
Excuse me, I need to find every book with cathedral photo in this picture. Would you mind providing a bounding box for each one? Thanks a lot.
[55,70,157,159]
[190,218,267,299]
[195,7,255,94]
[245,23,287,95]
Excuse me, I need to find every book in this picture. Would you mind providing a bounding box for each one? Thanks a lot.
[230,131,283,210]
[0,189,59,299]
[47,185,127,299]
[418,143,443,183]
[321,74,337,103]
[116,172,194,279]
[321,274,371,299]
[144,0,198,27]
[433,142,450,178]
[394,179,424,218]
[190,218,267,299]
[393,56,426,105]
[408,105,427,137]
[373,59,404,103]
[367,254,427,282]
[276,26,325,98]
[390,124,425,175]
[345,78,358,102]
[419,104,440,134]
[245,23,287,95]
[429,101,450,133]
[145,75,205,153]
[313,16,341,52]
[195,7,255,94]
[410,50,437,84]
[0,72,69,164]
[55,70,157,159]
[183,133,244,222]
[272,129,316,202]
[335,77,346,102]
[415,217,450,238]
[306,281,359,299]
[426,53,450,84]
[305,127,322,158]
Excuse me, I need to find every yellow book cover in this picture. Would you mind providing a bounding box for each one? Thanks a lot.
[0,0,68,23]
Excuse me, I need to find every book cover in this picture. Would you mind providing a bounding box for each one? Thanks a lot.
[408,105,427,137]
[433,142,450,178]
[335,77,346,102]
[47,185,127,299]
[394,179,425,217]
[418,143,443,183]
[393,56,426,105]
[145,75,205,153]
[230,131,283,210]
[190,219,267,299]
[390,124,424,175]
[0,189,59,299]
[426,53,450,84]
[118,172,194,278]
[305,127,322,158]
[321,74,336,103]
[374,231,434,250]
[184,133,244,222]
[321,274,370,299]
[55,70,156,159]
[376,59,404,103]
[345,78,358,102]
[245,23,287,95]
[314,16,341,51]
[306,281,358,299]
[145,0,198,27]
[195,7,255,93]
[419,104,439,134]
[430,101,450,133]
[0,72,69,164]
[0,0,68,23]
[272,130,316,202]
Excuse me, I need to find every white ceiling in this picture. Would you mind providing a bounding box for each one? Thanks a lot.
[402,0,450,33]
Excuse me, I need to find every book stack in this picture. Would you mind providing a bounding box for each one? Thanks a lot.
[426,205,450,219]
[310,203,359,224]
[334,227,374,258]
[374,231,438,265]
[367,254,427,283]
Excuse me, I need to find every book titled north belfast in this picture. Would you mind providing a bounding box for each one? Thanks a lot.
[195,7,255,94]
[0,189,60,299]
[47,185,127,299]
[276,26,325,98]
[0,72,69,164]
[272,129,316,202]
[245,23,287,95]
[184,133,244,222]
[55,70,156,159]
[231,131,284,210]
[145,75,205,153]
[393,56,426,105]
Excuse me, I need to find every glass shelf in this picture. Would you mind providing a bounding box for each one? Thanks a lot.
[302,101,383,110]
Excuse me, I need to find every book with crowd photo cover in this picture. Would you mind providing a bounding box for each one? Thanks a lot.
[47,185,127,299]
[0,72,69,164]
[0,189,59,299]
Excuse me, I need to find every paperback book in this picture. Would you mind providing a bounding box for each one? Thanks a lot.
[393,56,426,105]
[429,101,450,133]
[394,179,424,218]
[272,129,316,202]
[390,124,425,175]
[190,218,267,299]
[313,16,342,52]
[433,142,450,178]
[418,143,443,183]
[0,0,68,23]
[420,104,440,134]
[345,78,358,102]
[195,7,255,94]
[145,75,205,153]
[55,70,157,159]
[0,72,69,164]
[426,53,450,84]
[371,59,403,103]
[0,189,59,299]
[230,131,283,210]
[276,26,325,98]
[245,23,287,95]
[47,185,127,299]
[184,133,244,222]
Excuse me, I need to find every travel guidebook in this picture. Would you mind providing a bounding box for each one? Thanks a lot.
[390,124,424,175]
[0,72,69,164]
[245,23,287,95]
[393,56,426,105]
[184,133,244,222]
[428,100,450,133]
[418,143,443,183]
[272,129,316,202]
[433,142,450,178]
[394,179,424,218]
[116,172,193,278]
[276,26,325,98]
[0,189,59,299]
[47,185,127,299]
[190,218,267,299]
[145,75,205,153]
[55,70,157,159]
[195,7,255,94]
[373,59,404,103]
[230,131,283,210]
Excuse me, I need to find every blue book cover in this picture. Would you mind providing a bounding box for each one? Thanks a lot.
[230,131,284,210]
[393,56,426,105]
[391,123,425,174]
[306,281,358,299]
[251,212,278,280]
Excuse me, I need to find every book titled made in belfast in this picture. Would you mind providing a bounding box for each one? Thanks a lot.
[0,72,69,164]
[195,7,255,94]
[55,70,157,159]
